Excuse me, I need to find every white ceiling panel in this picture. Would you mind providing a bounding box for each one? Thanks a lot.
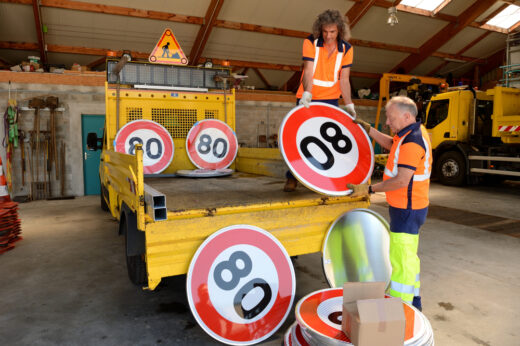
[410,56,444,76]
[437,27,487,54]
[219,0,351,32]
[464,32,506,58]
[42,8,198,54]
[73,0,211,17]
[352,46,409,74]
[352,7,447,48]
[475,1,508,22]
[437,0,476,16]
[0,3,37,42]
[203,28,302,65]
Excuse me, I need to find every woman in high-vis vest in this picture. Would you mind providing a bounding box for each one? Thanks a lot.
[348,96,432,312]
[284,9,356,192]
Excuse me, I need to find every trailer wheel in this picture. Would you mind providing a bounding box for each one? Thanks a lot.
[436,151,466,186]
[121,215,147,285]
[100,185,109,211]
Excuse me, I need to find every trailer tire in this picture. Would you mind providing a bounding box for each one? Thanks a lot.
[100,185,109,211]
[436,151,466,186]
[121,215,147,286]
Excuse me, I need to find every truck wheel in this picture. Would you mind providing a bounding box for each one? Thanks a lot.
[100,185,109,211]
[436,151,466,186]
[121,216,147,285]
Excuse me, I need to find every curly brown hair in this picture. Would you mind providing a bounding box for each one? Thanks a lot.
[312,9,351,42]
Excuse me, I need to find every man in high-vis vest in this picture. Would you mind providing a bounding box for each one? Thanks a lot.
[284,9,356,192]
[348,96,432,311]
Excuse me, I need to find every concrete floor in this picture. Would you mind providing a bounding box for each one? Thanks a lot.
[1,181,519,346]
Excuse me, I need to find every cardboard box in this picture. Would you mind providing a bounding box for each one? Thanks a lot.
[342,282,405,346]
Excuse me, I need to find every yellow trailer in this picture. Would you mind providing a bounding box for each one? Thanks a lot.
[88,60,369,290]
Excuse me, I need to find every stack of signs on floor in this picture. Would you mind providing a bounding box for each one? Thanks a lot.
[283,208,434,345]
[0,202,22,254]
[284,288,434,346]
[114,120,175,174]
[279,103,374,195]
[186,224,296,345]
[179,119,237,177]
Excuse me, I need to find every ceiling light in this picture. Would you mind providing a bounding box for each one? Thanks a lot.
[387,7,399,26]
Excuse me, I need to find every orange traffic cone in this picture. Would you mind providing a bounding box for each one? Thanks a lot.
[0,156,11,203]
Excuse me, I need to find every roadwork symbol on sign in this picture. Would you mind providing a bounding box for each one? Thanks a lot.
[114,120,174,174]
[187,225,296,345]
[149,28,188,65]
[279,103,374,196]
[186,119,238,170]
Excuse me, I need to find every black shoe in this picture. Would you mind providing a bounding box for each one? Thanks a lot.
[413,296,422,311]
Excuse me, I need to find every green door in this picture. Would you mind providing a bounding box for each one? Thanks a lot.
[82,114,105,195]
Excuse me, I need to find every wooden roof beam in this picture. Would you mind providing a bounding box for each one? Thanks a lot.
[253,68,272,89]
[0,0,494,62]
[390,0,499,74]
[31,0,47,64]
[346,0,377,28]
[428,31,492,76]
[189,0,224,66]
[281,71,302,92]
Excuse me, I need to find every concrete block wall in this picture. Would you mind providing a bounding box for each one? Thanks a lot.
[235,100,381,148]
[0,80,383,198]
[0,82,105,198]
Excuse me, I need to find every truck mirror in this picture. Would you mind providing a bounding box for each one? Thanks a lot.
[87,132,100,151]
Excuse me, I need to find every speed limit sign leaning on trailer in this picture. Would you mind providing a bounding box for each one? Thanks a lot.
[114,120,174,174]
[187,225,296,345]
[186,119,238,170]
[279,103,374,195]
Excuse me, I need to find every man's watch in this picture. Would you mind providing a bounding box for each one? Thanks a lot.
[368,185,375,194]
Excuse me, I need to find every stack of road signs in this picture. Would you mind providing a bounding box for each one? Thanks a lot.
[186,225,296,345]
[284,288,434,346]
[182,119,238,177]
[176,168,233,178]
[279,103,374,196]
[114,120,174,174]
[322,208,392,288]
[0,201,22,254]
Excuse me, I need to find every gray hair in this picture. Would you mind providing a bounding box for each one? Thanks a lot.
[386,96,418,117]
[312,9,351,41]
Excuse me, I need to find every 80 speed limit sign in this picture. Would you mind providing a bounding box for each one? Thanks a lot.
[187,225,296,345]
[279,103,374,195]
[186,119,238,170]
[114,120,174,174]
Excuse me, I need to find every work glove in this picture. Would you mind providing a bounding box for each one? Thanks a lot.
[344,103,356,118]
[347,183,369,197]
[353,117,371,133]
[299,91,312,108]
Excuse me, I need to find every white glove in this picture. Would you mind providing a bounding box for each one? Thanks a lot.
[344,103,356,118]
[299,91,312,108]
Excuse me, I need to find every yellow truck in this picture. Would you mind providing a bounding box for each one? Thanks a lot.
[87,59,368,290]
[424,86,520,185]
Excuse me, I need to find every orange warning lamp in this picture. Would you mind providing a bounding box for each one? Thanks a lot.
[106,51,117,57]
[222,60,230,67]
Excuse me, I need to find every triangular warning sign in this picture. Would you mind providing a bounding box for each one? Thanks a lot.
[149,29,188,65]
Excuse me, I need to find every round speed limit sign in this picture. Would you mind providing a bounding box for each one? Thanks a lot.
[279,103,374,196]
[187,225,296,345]
[186,119,238,170]
[114,120,174,174]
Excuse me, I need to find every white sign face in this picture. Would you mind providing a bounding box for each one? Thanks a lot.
[295,117,359,178]
[186,119,238,170]
[279,103,374,196]
[114,120,174,174]
[187,225,295,346]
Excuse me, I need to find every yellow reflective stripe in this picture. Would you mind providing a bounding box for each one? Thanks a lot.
[312,39,343,88]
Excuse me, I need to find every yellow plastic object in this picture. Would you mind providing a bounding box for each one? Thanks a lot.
[487,86,520,144]
[104,84,236,173]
